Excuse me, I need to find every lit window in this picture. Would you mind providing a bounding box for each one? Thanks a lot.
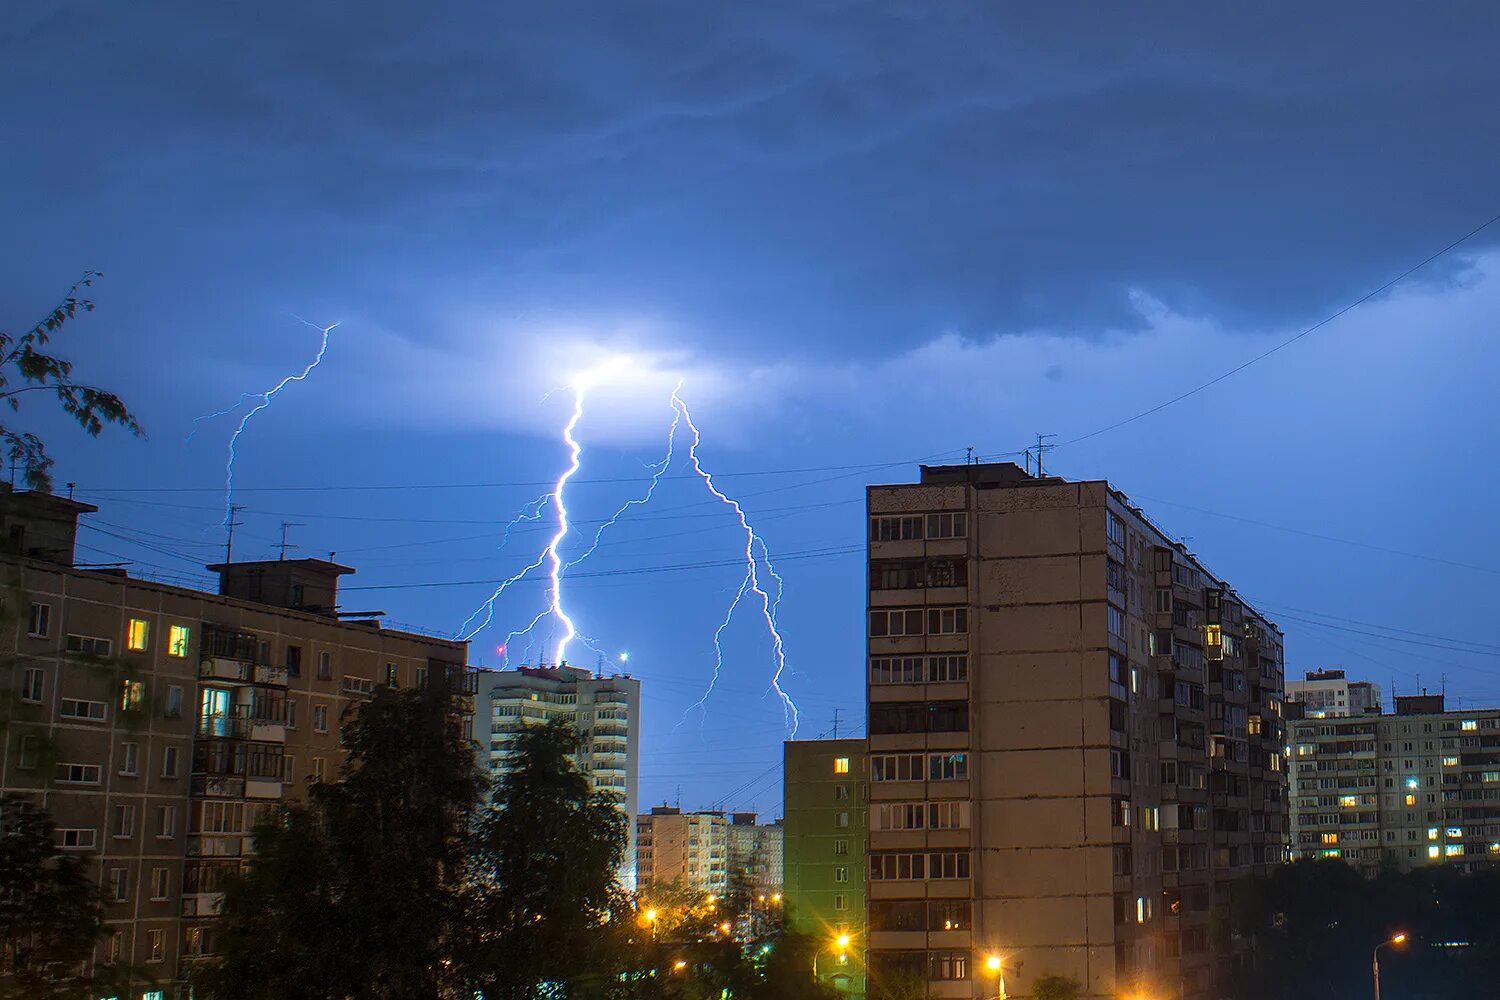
[1319,848,1341,858]
[1321,833,1339,845]
[833,757,850,775]
[1339,795,1357,808]
[1445,844,1465,857]
[120,680,144,712]
[1446,827,1463,838]
[1428,845,1441,859]
[168,625,190,658]
[1463,720,1478,732]
[1443,756,1459,767]
[1405,794,1417,806]
[126,619,149,651]
[1428,828,1439,841]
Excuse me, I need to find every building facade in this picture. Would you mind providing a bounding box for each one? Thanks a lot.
[728,812,784,893]
[1286,668,1381,718]
[784,738,868,998]
[636,805,729,895]
[1289,692,1500,874]
[0,490,474,998]
[865,463,1287,1000]
[477,664,640,878]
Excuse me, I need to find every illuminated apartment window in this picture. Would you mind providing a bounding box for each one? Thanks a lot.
[1463,720,1478,732]
[1321,833,1339,845]
[1428,828,1440,841]
[127,619,150,651]
[1405,794,1418,806]
[1446,827,1463,838]
[833,757,850,775]
[1428,845,1441,859]
[168,625,190,658]
[120,680,145,712]
[1445,844,1465,857]
[1443,756,1459,767]
[1339,795,1357,808]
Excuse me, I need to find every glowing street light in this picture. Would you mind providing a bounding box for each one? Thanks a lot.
[983,953,1008,1000]
[1373,932,1408,1000]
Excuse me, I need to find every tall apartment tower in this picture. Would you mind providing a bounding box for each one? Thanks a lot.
[784,737,869,998]
[0,489,475,998]
[1289,692,1500,873]
[1286,668,1382,718]
[635,806,730,895]
[477,665,641,878]
[865,463,1287,1000]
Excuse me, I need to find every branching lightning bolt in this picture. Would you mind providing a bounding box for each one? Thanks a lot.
[673,387,798,736]
[565,394,680,570]
[197,318,337,529]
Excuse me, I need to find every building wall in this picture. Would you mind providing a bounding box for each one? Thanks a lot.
[477,665,641,883]
[1286,673,1382,718]
[1,539,471,995]
[636,807,729,895]
[865,466,1286,1000]
[784,738,867,998]
[1290,701,1500,872]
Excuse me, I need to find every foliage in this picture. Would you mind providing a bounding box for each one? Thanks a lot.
[0,795,108,999]
[1230,859,1500,999]
[1032,974,1082,1000]
[196,685,483,1000]
[0,272,142,491]
[868,965,934,1000]
[464,717,632,1000]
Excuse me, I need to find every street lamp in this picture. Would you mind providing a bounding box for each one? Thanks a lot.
[1372,932,1408,1000]
[982,953,1007,1000]
[816,932,854,978]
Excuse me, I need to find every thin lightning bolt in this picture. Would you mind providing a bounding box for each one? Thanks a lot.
[205,319,337,529]
[673,387,798,736]
[565,394,680,570]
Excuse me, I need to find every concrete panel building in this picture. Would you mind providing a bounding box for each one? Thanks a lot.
[0,489,474,998]
[636,805,729,894]
[728,811,784,894]
[1289,691,1500,873]
[477,664,640,880]
[865,463,1287,1000]
[785,737,868,998]
[1286,668,1382,718]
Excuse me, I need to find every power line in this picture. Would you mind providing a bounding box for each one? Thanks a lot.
[1060,209,1500,447]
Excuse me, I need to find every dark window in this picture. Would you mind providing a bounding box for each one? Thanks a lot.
[870,900,926,931]
[870,702,969,735]
[1110,698,1128,733]
[284,645,302,677]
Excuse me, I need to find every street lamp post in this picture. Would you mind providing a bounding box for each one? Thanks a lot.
[1372,932,1408,1000]
[983,953,1007,1000]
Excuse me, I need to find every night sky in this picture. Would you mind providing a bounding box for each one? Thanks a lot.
[5,3,1500,815]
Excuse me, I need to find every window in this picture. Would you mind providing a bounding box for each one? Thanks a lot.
[55,763,101,784]
[113,804,135,839]
[283,754,295,784]
[119,742,139,776]
[27,602,51,638]
[108,867,129,902]
[833,757,850,775]
[386,662,399,686]
[833,894,848,910]
[60,698,106,722]
[147,928,164,963]
[285,644,303,676]
[870,515,923,542]
[926,512,967,539]
[927,607,968,635]
[318,651,332,680]
[928,654,969,682]
[158,806,177,839]
[164,685,184,718]
[930,753,968,781]
[168,625,190,658]
[1110,749,1131,779]
[105,929,124,963]
[414,665,429,688]
[151,867,170,900]
[834,839,849,856]
[58,828,96,850]
[120,679,145,712]
[341,676,375,697]
[20,667,44,703]
[869,608,924,637]
[1108,606,1126,639]
[834,866,849,882]
[835,811,850,829]
[834,784,850,800]
[162,745,180,779]
[286,700,297,728]
[870,753,924,782]
[127,619,150,651]
[65,634,112,657]
[1107,511,1126,546]
[313,757,326,782]
[870,656,923,684]
[1463,719,1479,732]
[17,735,41,770]
[313,705,329,733]
[929,951,970,981]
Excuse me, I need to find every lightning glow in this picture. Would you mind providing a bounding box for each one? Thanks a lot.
[198,318,337,529]
[673,387,798,735]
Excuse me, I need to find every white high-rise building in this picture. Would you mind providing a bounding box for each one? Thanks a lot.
[476,664,641,882]
[1286,668,1382,718]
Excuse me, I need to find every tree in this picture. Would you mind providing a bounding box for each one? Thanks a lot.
[1,272,141,491]
[196,684,483,1000]
[464,717,632,1000]
[0,795,107,999]
[1032,975,1082,1000]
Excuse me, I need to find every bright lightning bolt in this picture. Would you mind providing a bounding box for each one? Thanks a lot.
[673,387,798,736]
[542,388,587,665]
[565,394,680,570]
[199,318,337,529]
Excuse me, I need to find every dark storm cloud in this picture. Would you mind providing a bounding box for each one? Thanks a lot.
[5,2,1499,356]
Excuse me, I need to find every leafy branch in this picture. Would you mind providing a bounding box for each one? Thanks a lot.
[0,271,143,491]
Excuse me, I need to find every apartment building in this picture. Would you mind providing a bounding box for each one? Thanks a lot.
[0,490,474,998]
[784,738,868,998]
[1286,668,1382,718]
[635,806,730,895]
[865,463,1287,1000]
[1289,692,1500,874]
[728,811,784,893]
[477,664,640,877]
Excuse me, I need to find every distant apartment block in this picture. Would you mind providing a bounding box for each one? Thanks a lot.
[728,811,784,893]
[866,463,1287,1000]
[785,738,868,998]
[1289,691,1500,873]
[1287,668,1382,717]
[0,489,474,998]
[636,805,729,895]
[476,664,640,878]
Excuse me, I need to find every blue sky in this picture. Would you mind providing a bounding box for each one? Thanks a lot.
[4,2,1500,814]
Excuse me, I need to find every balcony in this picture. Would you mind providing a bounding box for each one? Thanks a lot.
[246,778,283,800]
[191,775,245,799]
[181,892,225,918]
